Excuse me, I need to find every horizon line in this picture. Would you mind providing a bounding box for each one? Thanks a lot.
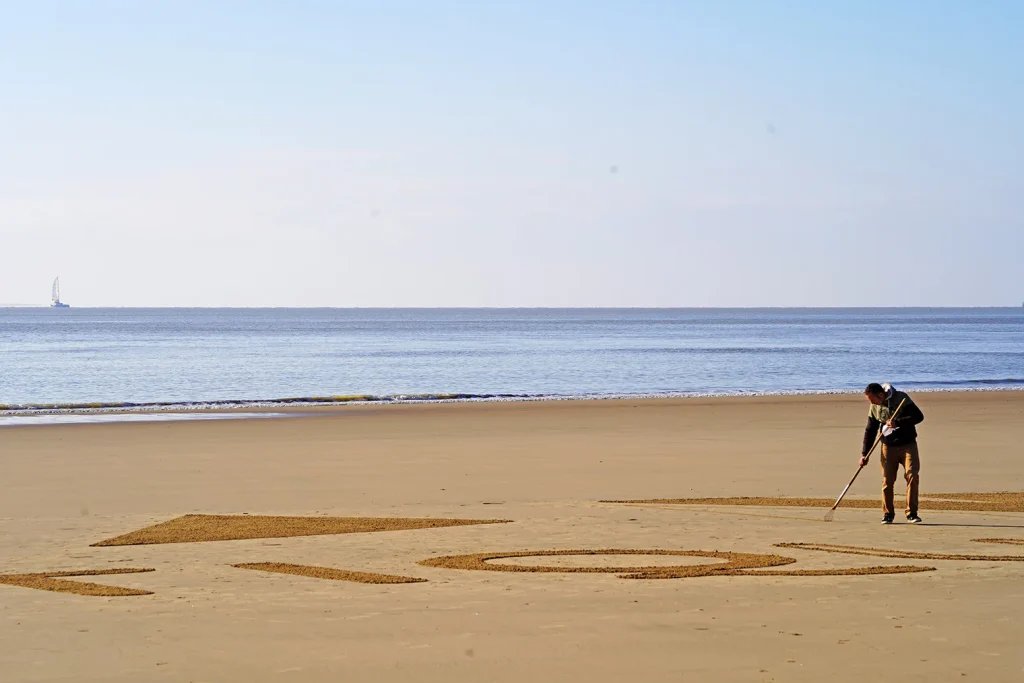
[3,305,1022,310]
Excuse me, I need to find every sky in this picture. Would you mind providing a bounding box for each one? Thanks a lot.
[1,1,1022,307]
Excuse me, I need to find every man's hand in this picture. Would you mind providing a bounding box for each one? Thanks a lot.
[859,455,869,467]
[885,418,896,429]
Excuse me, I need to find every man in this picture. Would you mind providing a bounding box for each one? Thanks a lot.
[860,383,925,524]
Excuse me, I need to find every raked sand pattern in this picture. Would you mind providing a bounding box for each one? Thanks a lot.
[0,568,155,596]
[776,540,1024,562]
[418,548,934,579]
[91,514,510,546]
[972,538,1024,546]
[232,562,427,584]
[603,491,1024,512]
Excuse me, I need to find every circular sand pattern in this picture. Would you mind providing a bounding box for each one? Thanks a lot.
[421,549,793,578]
[419,549,933,579]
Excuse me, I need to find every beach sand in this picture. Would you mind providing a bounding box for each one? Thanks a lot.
[2,392,1023,682]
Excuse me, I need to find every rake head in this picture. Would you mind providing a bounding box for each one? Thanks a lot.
[823,508,836,522]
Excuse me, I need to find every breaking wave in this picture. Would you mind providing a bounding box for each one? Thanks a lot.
[2,383,1022,417]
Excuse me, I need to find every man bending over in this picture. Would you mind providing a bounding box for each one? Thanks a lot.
[860,383,925,524]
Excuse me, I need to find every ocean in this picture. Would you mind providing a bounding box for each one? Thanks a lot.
[1,308,1022,413]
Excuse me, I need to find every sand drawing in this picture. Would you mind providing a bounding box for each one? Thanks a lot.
[92,514,510,546]
[233,562,426,584]
[972,538,1024,546]
[0,568,155,596]
[418,549,934,579]
[776,540,1024,562]
[12,509,1016,598]
[602,491,1024,513]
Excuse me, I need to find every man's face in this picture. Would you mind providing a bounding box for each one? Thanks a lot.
[865,392,884,406]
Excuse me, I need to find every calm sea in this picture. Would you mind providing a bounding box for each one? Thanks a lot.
[1,308,1022,411]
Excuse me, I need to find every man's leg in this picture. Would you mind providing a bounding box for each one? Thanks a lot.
[903,442,921,517]
[880,444,899,516]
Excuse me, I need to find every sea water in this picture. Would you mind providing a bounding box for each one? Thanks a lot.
[1,308,1022,412]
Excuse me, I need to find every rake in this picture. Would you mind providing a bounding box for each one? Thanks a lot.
[824,397,907,522]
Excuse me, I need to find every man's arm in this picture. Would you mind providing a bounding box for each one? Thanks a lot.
[862,415,880,456]
[893,396,924,427]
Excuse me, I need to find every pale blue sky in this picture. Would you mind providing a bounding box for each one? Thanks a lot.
[1,1,1021,306]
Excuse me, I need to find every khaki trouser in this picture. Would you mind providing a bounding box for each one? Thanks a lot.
[880,442,920,516]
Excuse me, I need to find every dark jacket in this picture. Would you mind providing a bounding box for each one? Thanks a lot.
[862,385,924,455]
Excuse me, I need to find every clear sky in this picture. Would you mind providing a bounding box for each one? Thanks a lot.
[1,1,1021,307]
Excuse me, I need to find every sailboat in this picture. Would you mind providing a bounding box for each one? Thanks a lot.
[51,278,70,308]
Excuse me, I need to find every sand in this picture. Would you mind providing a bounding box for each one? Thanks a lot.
[2,391,1024,682]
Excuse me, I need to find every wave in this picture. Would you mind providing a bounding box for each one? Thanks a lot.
[0,393,539,414]
[3,384,1023,416]
[899,378,1024,387]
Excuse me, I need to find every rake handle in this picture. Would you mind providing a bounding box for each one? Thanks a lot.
[829,397,908,511]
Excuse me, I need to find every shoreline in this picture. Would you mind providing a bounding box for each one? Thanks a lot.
[2,386,1023,427]
[2,384,1023,419]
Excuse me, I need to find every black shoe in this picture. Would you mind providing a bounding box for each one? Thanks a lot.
[907,514,922,524]
[881,514,895,524]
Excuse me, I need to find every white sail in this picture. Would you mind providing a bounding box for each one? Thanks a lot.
[51,277,70,308]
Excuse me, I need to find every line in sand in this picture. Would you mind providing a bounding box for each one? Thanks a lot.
[601,492,1024,513]
[777,541,1024,562]
[92,514,511,546]
[233,562,426,584]
[0,568,155,596]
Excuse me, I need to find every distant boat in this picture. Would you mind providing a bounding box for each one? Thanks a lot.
[51,278,70,308]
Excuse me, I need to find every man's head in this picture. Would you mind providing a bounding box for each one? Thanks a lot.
[864,383,886,405]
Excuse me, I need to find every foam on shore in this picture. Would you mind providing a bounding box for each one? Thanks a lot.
[3,385,1023,421]
[0,411,305,427]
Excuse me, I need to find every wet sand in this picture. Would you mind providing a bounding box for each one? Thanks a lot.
[2,392,1023,682]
